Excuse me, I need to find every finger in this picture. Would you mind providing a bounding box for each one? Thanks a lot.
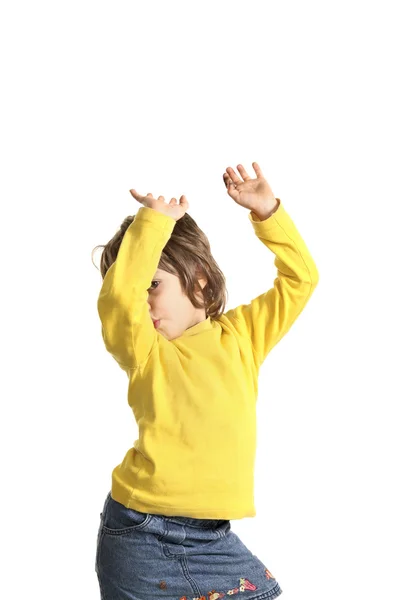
[236,164,251,181]
[130,189,145,202]
[223,173,237,190]
[226,166,242,185]
[252,161,264,178]
[179,194,189,208]
[158,196,165,201]
[169,197,177,204]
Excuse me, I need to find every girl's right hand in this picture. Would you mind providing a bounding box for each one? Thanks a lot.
[129,189,189,221]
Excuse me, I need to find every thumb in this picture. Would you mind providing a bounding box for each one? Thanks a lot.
[228,180,239,200]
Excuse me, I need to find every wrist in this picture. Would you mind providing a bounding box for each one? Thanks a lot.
[251,198,280,221]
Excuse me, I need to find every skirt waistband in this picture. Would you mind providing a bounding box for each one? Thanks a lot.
[162,515,228,528]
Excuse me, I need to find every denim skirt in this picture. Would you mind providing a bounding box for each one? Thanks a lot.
[95,491,282,600]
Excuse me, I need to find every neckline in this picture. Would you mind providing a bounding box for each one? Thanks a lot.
[178,315,213,338]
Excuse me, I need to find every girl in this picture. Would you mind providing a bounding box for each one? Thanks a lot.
[93,161,319,600]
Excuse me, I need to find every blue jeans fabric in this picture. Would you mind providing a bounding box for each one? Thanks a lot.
[95,491,282,600]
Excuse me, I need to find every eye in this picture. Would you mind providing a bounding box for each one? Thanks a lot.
[149,280,160,290]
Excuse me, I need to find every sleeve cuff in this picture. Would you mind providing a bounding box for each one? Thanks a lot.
[133,206,177,231]
[248,198,284,229]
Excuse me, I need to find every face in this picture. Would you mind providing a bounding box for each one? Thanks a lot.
[147,268,208,341]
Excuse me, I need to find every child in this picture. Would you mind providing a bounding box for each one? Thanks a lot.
[93,161,319,600]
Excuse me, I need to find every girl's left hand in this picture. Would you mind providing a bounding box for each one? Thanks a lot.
[223,162,278,216]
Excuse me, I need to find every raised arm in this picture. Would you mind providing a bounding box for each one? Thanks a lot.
[97,191,189,369]
[224,199,319,369]
[221,162,319,369]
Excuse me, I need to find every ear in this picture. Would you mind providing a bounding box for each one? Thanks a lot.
[194,267,206,287]
[193,274,208,303]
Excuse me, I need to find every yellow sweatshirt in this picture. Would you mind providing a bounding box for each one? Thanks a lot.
[97,200,319,519]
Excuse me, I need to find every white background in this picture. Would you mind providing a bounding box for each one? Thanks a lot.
[1,1,399,598]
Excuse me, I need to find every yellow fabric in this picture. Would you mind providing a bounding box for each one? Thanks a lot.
[97,201,319,519]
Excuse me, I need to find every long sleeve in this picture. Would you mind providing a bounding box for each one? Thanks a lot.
[97,206,176,370]
[224,199,319,370]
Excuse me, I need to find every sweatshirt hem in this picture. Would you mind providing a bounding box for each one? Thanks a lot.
[111,484,256,520]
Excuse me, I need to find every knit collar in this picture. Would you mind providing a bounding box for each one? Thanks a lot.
[178,315,213,338]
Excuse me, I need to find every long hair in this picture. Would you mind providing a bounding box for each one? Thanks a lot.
[91,211,228,320]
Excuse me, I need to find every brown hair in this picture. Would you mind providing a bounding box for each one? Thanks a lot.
[91,211,228,320]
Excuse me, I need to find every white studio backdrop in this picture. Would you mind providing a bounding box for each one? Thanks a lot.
[1,1,399,599]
